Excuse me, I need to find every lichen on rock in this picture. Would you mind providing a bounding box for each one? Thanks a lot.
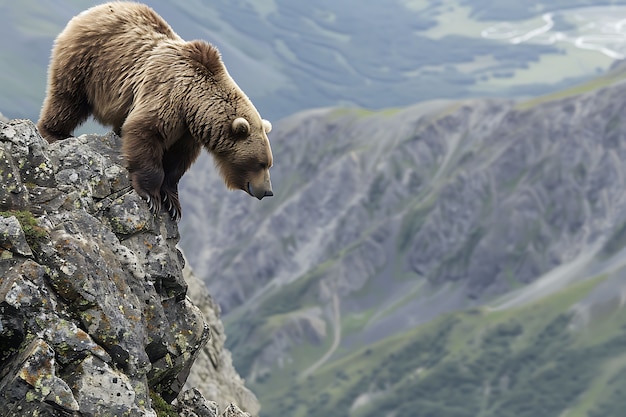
[0,119,258,416]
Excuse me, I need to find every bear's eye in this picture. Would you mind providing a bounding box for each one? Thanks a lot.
[258,162,268,170]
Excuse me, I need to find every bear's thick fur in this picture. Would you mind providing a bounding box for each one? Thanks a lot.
[37,2,274,220]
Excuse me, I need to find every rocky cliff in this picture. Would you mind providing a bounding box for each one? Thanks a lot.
[0,120,258,416]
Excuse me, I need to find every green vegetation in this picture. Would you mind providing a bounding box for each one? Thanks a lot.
[226,259,336,377]
[0,210,48,253]
[517,67,626,110]
[149,390,177,417]
[225,313,267,378]
[251,273,626,417]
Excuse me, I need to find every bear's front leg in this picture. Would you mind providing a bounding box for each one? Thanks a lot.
[121,118,166,215]
[161,138,202,221]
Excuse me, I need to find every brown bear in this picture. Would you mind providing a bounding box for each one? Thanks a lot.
[37,2,274,220]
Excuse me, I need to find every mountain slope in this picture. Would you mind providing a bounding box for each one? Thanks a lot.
[177,65,626,415]
[182,64,626,311]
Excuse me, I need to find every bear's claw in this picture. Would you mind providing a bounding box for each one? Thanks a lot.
[140,192,162,215]
[167,203,180,222]
[160,189,181,222]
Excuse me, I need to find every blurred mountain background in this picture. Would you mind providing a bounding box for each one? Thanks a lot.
[4,1,626,416]
[1,0,623,122]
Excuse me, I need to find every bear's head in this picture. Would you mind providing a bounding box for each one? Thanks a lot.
[183,40,275,200]
[214,114,274,200]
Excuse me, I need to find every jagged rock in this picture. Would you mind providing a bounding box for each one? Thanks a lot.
[222,403,251,417]
[0,131,30,211]
[0,216,32,257]
[177,389,220,417]
[0,119,255,416]
[176,388,251,417]
[184,265,260,415]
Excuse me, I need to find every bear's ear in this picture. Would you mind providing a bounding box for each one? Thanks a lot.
[186,40,223,75]
[231,117,250,137]
[262,119,272,134]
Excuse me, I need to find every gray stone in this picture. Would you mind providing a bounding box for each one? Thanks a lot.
[0,145,29,211]
[0,120,257,416]
[0,216,32,257]
[176,391,251,417]
[178,388,219,417]
[64,355,152,416]
[0,338,79,414]
[222,403,251,417]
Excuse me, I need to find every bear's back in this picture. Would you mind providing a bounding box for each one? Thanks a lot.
[70,2,179,41]
[52,2,184,128]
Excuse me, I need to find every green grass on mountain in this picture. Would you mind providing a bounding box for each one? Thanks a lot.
[517,64,626,110]
[0,210,49,253]
[225,260,335,377]
[251,273,626,417]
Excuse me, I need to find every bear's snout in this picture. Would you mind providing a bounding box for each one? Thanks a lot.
[247,171,273,200]
[247,181,274,200]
